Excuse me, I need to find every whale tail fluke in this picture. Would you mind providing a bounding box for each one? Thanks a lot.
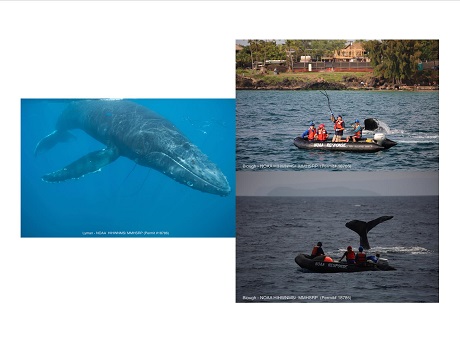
[34,130,76,156]
[345,216,393,250]
[366,216,394,232]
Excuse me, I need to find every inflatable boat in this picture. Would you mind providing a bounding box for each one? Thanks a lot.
[295,254,396,273]
[294,133,397,153]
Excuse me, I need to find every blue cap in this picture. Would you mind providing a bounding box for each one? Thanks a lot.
[355,119,360,123]
[358,246,364,252]
[310,121,315,126]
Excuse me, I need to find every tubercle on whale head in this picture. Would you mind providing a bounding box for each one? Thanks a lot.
[139,147,231,197]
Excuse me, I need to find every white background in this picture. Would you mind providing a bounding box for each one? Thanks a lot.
[0,1,456,344]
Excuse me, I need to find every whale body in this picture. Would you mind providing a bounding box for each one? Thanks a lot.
[35,99,231,196]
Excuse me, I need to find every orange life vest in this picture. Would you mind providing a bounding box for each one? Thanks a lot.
[354,125,362,139]
[311,246,319,256]
[356,252,367,264]
[334,120,344,131]
[317,128,328,141]
[307,128,316,140]
[346,251,355,261]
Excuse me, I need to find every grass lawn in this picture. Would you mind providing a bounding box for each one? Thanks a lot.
[236,68,373,85]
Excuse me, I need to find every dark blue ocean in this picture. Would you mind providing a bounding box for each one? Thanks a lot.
[236,196,439,303]
[21,99,235,237]
[236,90,439,171]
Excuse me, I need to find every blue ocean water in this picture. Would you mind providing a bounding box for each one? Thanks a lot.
[236,196,439,303]
[236,90,439,171]
[21,99,235,237]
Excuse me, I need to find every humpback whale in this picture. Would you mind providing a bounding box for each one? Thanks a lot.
[35,99,231,196]
[345,216,393,249]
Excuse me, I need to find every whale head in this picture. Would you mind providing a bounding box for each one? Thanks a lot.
[131,119,231,197]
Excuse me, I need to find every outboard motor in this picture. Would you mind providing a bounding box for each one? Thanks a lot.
[377,258,389,266]
[374,133,386,146]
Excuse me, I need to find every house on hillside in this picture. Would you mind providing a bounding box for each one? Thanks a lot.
[334,42,369,62]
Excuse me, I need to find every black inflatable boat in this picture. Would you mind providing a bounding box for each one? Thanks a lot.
[295,254,396,273]
[294,118,397,152]
[293,135,397,153]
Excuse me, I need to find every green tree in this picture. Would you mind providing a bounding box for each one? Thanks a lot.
[364,40,430,84]
[236,45,252,68]
[419,40,439,61]
[247,40,285,68]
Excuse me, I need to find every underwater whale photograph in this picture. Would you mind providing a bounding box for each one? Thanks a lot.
[21,98,235,237]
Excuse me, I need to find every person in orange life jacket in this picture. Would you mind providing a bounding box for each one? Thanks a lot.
[347,119,363,142]
[355,246,367,266]
[330,114,346,142]
[302,122,317,141]
[316,123,328,141]
[339,245,356,264]
[310,241,325,258]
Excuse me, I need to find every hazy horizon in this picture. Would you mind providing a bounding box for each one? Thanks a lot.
[236,171,439,197]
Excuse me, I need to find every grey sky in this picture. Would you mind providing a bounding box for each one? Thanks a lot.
[236,171,439,196]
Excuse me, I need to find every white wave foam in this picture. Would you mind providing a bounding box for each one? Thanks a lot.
[375,246,433,255]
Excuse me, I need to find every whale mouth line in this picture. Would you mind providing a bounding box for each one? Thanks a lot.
[160,152,230,194]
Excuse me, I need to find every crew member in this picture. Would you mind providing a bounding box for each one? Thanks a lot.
[339,245,356,264]
[367,252,381,263]
[331,114,345,142]
[355,246,367,266]
[310,241,325,258]
[302,122,317,141]
[316,123,328,141]
[347,119,362,142]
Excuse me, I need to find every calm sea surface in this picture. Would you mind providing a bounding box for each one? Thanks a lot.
[236,196,439,303]
[21,99,236,237]
[236,90,439,171]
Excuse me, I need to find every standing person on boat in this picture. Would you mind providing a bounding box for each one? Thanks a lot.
[339,245,356,263]
[347,119,363,142]
[316,123,328,141]
[355,246,367,266]
[331,114,345,142]
[310,241,325,258]
[302,122,317,141]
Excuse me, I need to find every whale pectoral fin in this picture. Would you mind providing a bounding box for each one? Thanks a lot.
[364,118,379,131]
[42,147,119,182]
[35,130,76,156]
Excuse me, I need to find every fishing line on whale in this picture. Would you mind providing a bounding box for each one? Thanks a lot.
[110,162,152,198]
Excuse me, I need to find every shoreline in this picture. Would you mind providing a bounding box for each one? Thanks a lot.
[235,73,439,91]
[236,86,439,91]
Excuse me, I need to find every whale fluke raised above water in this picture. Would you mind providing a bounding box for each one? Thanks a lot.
[345,216,393,250]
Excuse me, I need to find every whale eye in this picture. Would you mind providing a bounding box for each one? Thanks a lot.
[182,143,191,150]
[187,181,194,187]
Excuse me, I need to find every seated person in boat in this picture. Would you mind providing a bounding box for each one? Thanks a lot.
[346,119,363,142]
[367,251,381,263]
[339,245,356,263]
[331,114,347,142]
[316,123,328,141]
[302,122,317,141]
[310,241,325,258]
[355,246,367,266]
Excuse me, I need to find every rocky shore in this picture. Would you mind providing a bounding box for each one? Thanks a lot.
[236,74,439,91]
